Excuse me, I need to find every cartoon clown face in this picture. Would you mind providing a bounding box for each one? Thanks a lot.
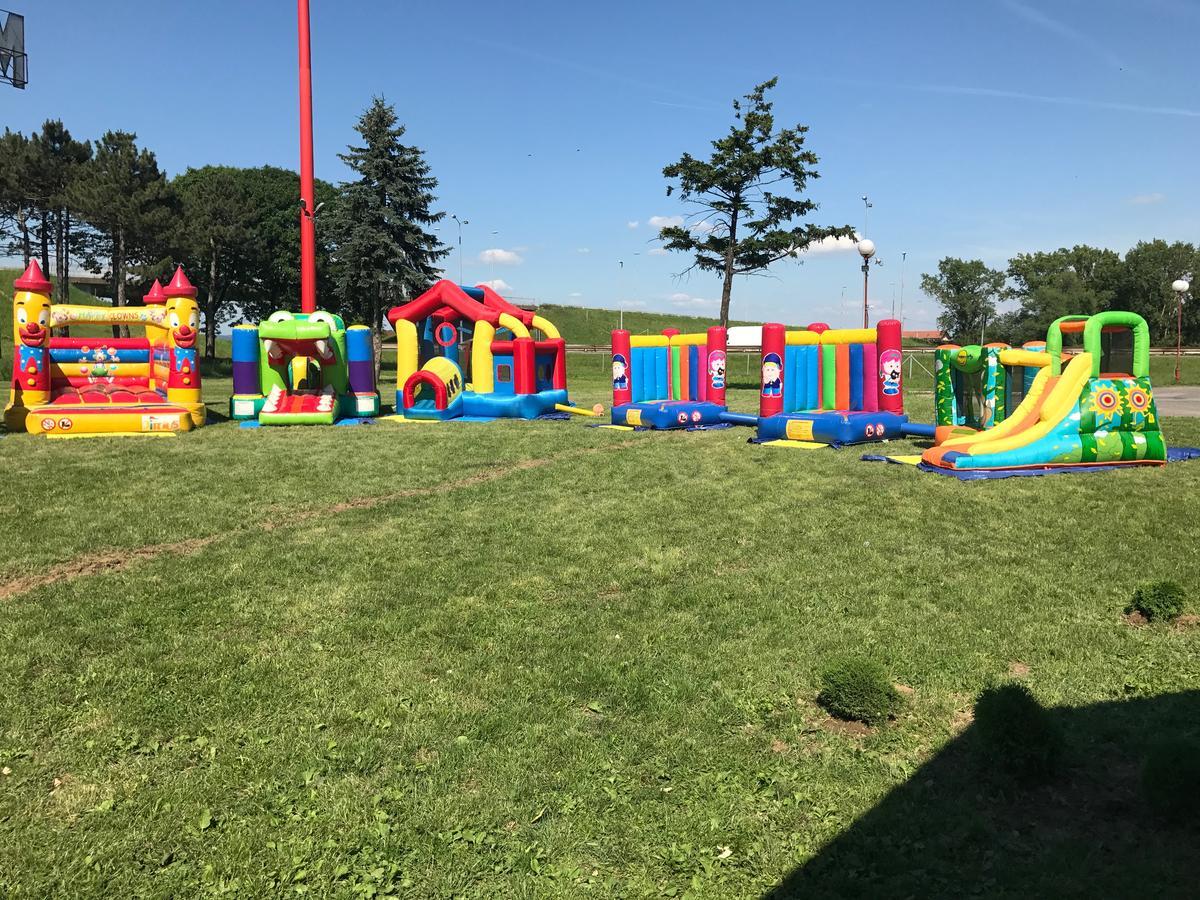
[14,291,51,349]
[708,350,726,389]
[611,353,629,390]
[880,349,902,396]
[167,296,200,350]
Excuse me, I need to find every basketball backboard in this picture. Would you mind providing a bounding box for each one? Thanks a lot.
[0,9,27,89]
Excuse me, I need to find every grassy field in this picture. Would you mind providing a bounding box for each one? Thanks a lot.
[1,356,1198,898]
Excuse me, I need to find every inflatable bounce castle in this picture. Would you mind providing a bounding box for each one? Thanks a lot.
[385,280,567,420]
[229,311,380,425]
[5,261,205,436]
[609,326,727,428]
[923,311,1165,473]
[754,319,910,444]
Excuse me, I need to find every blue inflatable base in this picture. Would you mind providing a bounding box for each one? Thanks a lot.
[611,400,727,430]
[859,447,1200,479]
[757,410,910,445]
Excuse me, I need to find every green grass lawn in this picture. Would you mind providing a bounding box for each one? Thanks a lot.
[2,324,1199,896]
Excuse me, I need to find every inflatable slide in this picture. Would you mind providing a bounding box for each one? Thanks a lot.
[922,312,1166,474]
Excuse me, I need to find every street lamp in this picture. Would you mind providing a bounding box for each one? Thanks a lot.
[1172,277,1190,384]
[451,214,469,284]
[857,238,876,328]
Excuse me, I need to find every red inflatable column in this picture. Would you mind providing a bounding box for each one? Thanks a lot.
[876,318,903,413]
[706,326,727,407]
[611,329,632,407]
[551,338,567,390]
[760,322,786,416]
[513,337,536,394]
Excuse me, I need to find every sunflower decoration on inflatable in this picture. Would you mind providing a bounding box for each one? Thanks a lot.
[1087,383,1123,425]
[1124,383,1155,428]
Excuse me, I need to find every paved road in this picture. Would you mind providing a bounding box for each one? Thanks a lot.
[1156,386,1200,417]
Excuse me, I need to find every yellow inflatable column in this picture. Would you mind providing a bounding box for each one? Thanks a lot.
[394,319,419,394]
[162,267,205,425]
[4,260,53,431]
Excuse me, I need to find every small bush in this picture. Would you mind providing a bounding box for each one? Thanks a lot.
[1128,581,1187,623]
[1142,736,1200,823]
[973,682,1062,782]
[817,656,900,725]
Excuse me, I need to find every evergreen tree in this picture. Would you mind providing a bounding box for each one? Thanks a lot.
[327,97,447,367]
[30,120,92,303]
[72,131,176,335]
[658,78,853,327]
[0,128,35,265]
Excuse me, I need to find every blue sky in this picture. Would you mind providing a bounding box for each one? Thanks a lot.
[7,0,1198,327]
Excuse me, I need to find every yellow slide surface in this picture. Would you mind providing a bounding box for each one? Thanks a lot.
[925,353,1093,465]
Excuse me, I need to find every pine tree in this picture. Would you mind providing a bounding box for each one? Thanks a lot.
[30,120,92,304]
[0,128,35,265]
[658,78,853,327]
[72,131,176,335]
[328,97,447,369]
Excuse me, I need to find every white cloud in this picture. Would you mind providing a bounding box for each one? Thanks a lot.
[648,247,669,256]
[627,220,640,229]
[1129,192,1165,205]
[480,279,512,292]
[690,221,716,234]
[800,233,863,255]
[669,292,718,309]
[648,215,684,230]
[568,291,583,298]
[478,248,523,265]
[576,247,591,254]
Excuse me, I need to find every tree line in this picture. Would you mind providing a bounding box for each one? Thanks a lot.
[0,98,447,358]
[922,244,1198,347]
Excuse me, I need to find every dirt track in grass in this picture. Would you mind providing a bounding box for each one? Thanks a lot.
[0,439,640,602]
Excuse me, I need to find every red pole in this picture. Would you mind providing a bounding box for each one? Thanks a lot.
[298,0,317,314]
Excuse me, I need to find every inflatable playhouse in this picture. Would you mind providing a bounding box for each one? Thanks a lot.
[4,261,205,437]
[229,311,380,425]
[609,326,728,428]
[922,312,1167,475]
[932,338,1052,444]
[385,280,568,420]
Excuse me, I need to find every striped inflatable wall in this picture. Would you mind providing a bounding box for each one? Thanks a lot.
[611,327,727,408]
[759,320,903,416]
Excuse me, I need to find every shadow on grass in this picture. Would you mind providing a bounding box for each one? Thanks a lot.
[766,691,1200,899]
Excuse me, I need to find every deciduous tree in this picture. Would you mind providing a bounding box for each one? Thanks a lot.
[921,258,1007,344]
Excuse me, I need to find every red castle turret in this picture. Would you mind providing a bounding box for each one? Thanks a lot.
[165,265,197,298]
[143,279,166,306]
[14,259,52,294]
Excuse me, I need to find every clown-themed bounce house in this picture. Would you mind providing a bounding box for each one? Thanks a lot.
[386,280,567,420]
[5,261,205,436]
[923,311,1166,474]
[932,339,1051,444]
[609,326,728,428]
[754,319,911,445]
[229,310,380,425]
